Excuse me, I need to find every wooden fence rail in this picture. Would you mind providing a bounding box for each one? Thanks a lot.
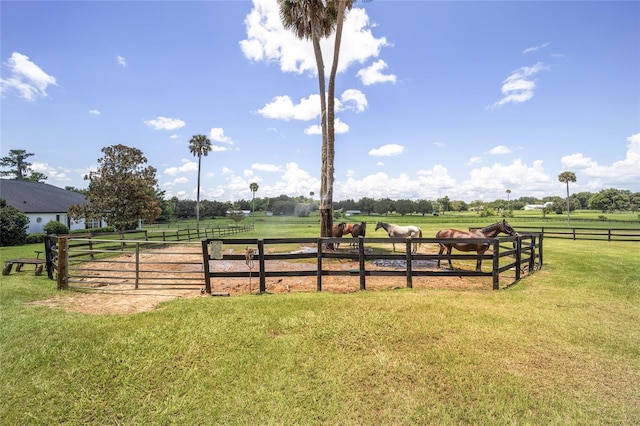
[514,226,640,241]
[202,234,543,292]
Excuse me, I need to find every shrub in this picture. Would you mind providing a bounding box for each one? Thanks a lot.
[26,233,46,244]
[43,220,69,235]
[295,204,310,217]
[480,208,496,217]
[0,200,29,246]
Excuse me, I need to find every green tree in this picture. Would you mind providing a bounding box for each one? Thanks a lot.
[69,144,161,231]
[374,198,393,215]
[437,196,451,213]
[415,199,433,216]
[0,199,29,246]
[154,188,173,222]
[0,149,34,180]
[589,188,630,212]
[26,171,48,183]
[558,171,577,224]
[65,186,90,195]
[395,199,415,216]
[279,0,337,238]
[249,182,259,214]
[357,197,376,214]
[189,134,212,235]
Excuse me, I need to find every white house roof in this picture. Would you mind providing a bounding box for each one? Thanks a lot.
[0,179,87,213]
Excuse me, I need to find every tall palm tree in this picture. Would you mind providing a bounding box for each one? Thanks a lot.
[325,0,356,238]
[279,0,337,238]
[558,171,577,224]
[189,134,212,235]
[249,182,259,214]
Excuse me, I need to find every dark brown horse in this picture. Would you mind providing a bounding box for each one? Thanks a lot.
[436,220,518,271]
[347,222,366,247]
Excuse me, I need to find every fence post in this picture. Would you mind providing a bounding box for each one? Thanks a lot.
[492,239,500,290]
[528,235,536,272]
[202,239,212,294]
[135,242,140,289]
[258,239,266,293]
[405,240,413,289]
[44,236,55,280]
[539,233,544,267]
[317,239,323,292]
[57,236,69,290]
[358,236,366,290]
[515,236,522,281]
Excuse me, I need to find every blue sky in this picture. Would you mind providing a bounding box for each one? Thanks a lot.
[2,0,639,203]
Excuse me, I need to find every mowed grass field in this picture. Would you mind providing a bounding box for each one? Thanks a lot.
[1,216,639,425]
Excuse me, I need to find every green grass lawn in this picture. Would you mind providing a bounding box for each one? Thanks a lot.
[1,218,639,424]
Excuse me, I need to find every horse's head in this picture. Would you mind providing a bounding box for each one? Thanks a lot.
[375,222,384,231]
[501,219,518,236]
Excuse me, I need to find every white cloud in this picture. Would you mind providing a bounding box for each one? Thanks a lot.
[210,145,230,153]
[523,42,550,54]
[489,145,511,155]
[560,133,640,185]
[466,156,483,166]
[258,90,366,128]
[340,89,367,112]
[240,0,389,75]
[259,162,320,197]
[252,163,283,172]
[31,162,71,182]
[356,59,397,86]
[258,94,321,121]
[144,116,186,130]
[0,52,57,101]
[209,127,233,144]
[116,55,127,67]
[433,142,446,148]
[89,109,101,116]
[304,117,349,135]
[163,160,198,176]
[369,144,405,157]
[487,62,549,109]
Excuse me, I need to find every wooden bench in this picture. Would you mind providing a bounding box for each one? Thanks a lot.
[3,258,45,276]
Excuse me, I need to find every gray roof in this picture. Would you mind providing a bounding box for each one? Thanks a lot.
[0,179,87,213]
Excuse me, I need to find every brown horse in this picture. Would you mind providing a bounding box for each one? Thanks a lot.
[347,222,366,247]
[436,219,518,271]
[332,222,347,249]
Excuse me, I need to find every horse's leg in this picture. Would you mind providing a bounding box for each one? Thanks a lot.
[437,244,444,268]
[476,248,484,271]
[447,246,453,269]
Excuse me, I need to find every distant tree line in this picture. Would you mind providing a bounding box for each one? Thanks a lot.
[141,188,639,222]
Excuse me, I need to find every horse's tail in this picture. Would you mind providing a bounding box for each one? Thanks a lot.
[418,228,423,247]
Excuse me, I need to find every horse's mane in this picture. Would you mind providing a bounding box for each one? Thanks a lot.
[480,221,501,234]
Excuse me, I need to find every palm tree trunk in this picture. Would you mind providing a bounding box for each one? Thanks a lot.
[196,155,202,235]
[312,33,332,238]
[566,182,571,225]
[324,1,348,240]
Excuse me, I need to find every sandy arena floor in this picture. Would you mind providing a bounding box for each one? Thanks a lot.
[27,247,493,315]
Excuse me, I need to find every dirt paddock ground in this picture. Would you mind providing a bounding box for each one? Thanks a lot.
[27,246,494,315]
